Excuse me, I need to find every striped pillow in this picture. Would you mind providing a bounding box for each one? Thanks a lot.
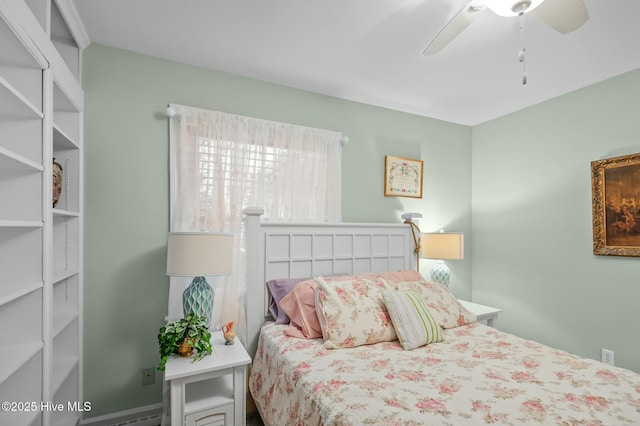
[382,290,443,350]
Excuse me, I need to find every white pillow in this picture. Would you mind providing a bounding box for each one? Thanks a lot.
[383,289,443,350]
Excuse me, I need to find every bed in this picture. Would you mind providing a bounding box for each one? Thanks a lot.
[243,210,640,425]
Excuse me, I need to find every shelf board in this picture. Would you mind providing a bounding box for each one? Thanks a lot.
[53,310,79,339]
[53,81,81,113]
[0,145,44,171]
[51,355,79,396]
[0,74,43,119]
[52,208,80,218]
[53,124,79,150]
[0,219,43,228]
[53,269,79,284]
[2,408,40,426]
[0,342,43,385]
[0,281,42,308]
[0,8,46,70]
[185,375,234,415]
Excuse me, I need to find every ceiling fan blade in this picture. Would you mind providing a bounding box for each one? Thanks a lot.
[532,0,589,34]
[423,2,485,56]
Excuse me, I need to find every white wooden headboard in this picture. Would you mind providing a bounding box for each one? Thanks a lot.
[243,208,416,356]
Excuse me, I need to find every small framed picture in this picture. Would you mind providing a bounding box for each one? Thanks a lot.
[591,152,640,257]
[384,155,423,198]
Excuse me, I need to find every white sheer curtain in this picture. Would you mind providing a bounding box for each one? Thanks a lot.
[162,104,342,424]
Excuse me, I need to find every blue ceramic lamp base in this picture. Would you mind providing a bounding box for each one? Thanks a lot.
[430,260,451,288]
[182,276,214,326]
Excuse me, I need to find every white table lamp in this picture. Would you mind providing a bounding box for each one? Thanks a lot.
[166,232,233,326]
[421,232,464,287]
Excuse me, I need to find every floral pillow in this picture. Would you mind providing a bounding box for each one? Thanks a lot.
[395,280,476,328]
[315,275,396,349]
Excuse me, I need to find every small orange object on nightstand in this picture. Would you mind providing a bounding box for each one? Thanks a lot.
[222,321,236,345]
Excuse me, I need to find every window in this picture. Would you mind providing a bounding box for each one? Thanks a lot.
[168,104,343,336]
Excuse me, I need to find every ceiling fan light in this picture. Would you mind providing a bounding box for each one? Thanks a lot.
[485,0,545,17]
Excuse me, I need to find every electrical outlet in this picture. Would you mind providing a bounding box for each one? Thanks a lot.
[601,348,615,366]
[142,367,155,385]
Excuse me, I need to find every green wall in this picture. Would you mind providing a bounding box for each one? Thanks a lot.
[82,44,472,417]
[471,68,640,373]
[83,41,640,418]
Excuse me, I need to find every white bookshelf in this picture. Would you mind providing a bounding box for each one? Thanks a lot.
[0,1,86,425]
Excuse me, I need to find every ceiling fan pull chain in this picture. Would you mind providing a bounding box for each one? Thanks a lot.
[519,7,527,85]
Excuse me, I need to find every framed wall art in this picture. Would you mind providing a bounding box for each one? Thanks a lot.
[591,152,640,257]
[384,155,423,198]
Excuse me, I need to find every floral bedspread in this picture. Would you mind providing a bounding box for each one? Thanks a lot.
[249,322,640,425]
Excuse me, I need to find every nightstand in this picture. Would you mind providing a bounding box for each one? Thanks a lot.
[164,331,252,426]
[458,300,502,328]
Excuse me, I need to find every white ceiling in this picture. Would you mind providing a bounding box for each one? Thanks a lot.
[72,0,640,126]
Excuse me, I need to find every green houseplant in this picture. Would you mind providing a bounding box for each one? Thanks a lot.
[157,314,212,370]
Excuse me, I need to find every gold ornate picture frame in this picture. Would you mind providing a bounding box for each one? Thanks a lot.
[591,153,640,257]
[384,155,423,198]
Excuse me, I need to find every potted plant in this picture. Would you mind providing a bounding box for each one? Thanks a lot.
[157,314,212,370]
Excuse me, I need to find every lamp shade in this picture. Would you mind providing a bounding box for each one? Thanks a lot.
[420,233,464,260]
[166,232,233,276]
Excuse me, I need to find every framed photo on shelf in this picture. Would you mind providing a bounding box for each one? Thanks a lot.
[384,155,423,198]
[591,152,640,257]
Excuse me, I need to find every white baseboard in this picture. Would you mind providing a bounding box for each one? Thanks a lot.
[79,403,163,426]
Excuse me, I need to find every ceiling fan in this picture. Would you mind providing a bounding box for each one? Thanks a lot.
[423,0,589,56]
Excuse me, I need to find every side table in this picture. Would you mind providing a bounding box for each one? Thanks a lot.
[164,331,252,426]
[458,299,502,328]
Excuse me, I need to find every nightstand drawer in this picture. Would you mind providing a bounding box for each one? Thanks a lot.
[186,402,234,426]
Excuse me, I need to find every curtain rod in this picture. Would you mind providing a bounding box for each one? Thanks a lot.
[165,105,349,144]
